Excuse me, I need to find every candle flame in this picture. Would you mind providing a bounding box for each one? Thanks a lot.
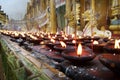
[30,35,37,40]
[48,35,51,39]
[72,34,75,38]
[52,36,55,39]
[14,32,19,36]
[72,40,76,43]
[114,39,120,49]
[41,35,44,38]
[93,40,99,44]
[20,33,25,37]
[79,36,82,38]
[77,43,82,56]
[51,38,55,43]
[60,41,66,48]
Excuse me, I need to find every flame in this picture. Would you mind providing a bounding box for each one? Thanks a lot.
[20,33,25,37]
[30,35,37,40]
[77,43,82,56]
[14,32,19,36]
[114,39,120,49]
[48,35,51,39]
[72,40,76,43]
[41,34,44,38]
[72,34,75,38]
[51,38,55,43]
[79,36,82,39]
[93,40,99,44]
[60,41,66,48]
[52,36,55,39]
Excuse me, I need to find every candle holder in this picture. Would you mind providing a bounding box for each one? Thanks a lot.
[46,42,60,50]
[11,34,20,39]
[99,54,120,75]
[86,43,106,53]
[104,42,120,54]
[61,46,95,64]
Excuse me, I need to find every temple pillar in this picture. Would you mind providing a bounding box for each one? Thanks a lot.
[91,0,95,12]
[50,0,57,33]
[95,0,109,29]
[80,0,85,31]
[65,0,72,34]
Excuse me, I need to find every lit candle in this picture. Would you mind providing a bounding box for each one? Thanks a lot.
[77,43,82,57]
[93,40,99,45]
[51,38,55,43]
[60,41,66,48]
[114,39,120,49]
[72,40,76,43]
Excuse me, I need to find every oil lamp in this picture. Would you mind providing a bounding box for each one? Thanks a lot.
[28,35,43,45]
[66,40,77,46]
[60,41,66,48]
[114,39,120,49]
[63,36,73,43]
[104,39,120,54]
[11,31,20,39]
[86,40,106,53]
[54,41,75,53]
[18,32,26,41]
[93,40,99,44]
[92,40,104,52]
[46,38,60,50]
[99,53,120,75]
[62,43,95,63]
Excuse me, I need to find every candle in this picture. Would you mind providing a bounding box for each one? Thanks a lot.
[46,39,60,50]
[54,41,75,53]
[99,54,120,75]
[93,40,99,45]
[77,43,82,57]
[114,39,120,49]
[60,41,66,48]
[61,44,95,64]
[104,39,120,54]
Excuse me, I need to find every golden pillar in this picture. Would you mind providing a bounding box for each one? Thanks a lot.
[65,0,72,34]
[50,0,57,33]
[66,0,72,14]
[80,0,85,30]
[75,0,81,31]
[91,0,95,12]
[95,0,109,29]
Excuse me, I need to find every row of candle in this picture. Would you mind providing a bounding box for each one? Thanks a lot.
[0,30,120,74]
[0,30,120,54]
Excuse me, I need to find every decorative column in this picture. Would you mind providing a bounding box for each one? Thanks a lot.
[50,0,57,33]
[91,0,96,23]
[65,0,72,34]
[95,0,109,29]
[80,0,85,30]
[66,0,71,15]
[91,0,95,13]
